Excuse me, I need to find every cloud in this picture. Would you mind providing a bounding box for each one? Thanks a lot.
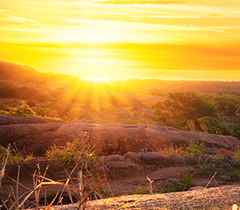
[149,13,240,19]
[1,15,39,25]
[91,0,222,4]
[51,0,224,5]
[62,17,230,34]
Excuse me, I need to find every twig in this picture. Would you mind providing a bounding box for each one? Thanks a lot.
[147,176,154,195]
[78,170,83,199]
[1,197,10,210]
[58,165,78,204]
[0,144,10,187]
[205,171,217,188]
[9,185,16,202]
[6,175,31,191]
[147,176,155,209]
[16,165,20,207]
[45,192,59,210]
[77,178,107,210]
[32,170,38,207]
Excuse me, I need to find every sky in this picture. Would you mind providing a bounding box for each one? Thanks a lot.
[0,0,240,81]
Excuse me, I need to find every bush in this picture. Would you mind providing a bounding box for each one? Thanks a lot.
[9,101,36,117]
[32,106,58,118]
[45,139,96,165]
[0,103,10,111]
[232,130,240,140]
[178,141,206,157]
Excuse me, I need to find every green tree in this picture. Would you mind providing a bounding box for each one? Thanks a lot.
[216,100,237,115]
[198,117,230,135]
[163,92,218,122]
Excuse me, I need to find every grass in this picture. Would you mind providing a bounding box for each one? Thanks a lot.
[134,186,149,194]
[0,143,35,167]
[44,139,96,165]
[1,140,240,209]
[0,162,106,210]
[158,140,207,157]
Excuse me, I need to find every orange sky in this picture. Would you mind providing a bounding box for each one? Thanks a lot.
[0,0,240,80]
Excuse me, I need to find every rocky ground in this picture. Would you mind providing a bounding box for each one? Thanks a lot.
[35,184,240,209]
[1,114,240,209]
[1,152,240,209]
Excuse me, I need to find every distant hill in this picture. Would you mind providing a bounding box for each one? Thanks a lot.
[1,59,240,96]
[0,60,79,85]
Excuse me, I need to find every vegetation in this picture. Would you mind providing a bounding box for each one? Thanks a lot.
[134,186,150,194]
[1,60,240,135]
[0,144,35,167]
[45,139,96,165]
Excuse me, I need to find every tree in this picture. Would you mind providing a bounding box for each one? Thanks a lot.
[216,100,237,115]
[198,117,230,135]
[162,92,218,123]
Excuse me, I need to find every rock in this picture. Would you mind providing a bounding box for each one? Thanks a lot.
[171,155,197,165]
[135,152,172,166]
[104,155,125,162]
[189,186,205,191]
[0,113,62,125]
[1,114,240,156]
[124,152,140,163]
[148,166,195,181]
[105,161,141,177]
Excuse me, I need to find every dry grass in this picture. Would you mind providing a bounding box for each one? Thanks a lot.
[0,163,106,210]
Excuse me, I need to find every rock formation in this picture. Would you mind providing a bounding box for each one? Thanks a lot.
[0,114,239,156]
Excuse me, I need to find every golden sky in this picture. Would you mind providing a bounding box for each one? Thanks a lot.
[0,0,240,80]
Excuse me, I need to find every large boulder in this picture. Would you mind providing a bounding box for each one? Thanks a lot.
[0,115,240,156]
[0,113,62,125]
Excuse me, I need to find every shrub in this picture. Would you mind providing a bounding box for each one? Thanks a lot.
[178,141,206,157]
[45,139,96,165]
[32,106,58,118]
[232,131,240,140]
[0,103,10,111]
[0,144,35,167]
[9,101,36,117]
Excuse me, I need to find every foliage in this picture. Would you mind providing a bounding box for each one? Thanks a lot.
[0,144,35,167]
[178,141,206,157]
[32,106,58,118]
[163,174,193,193]
[0,103,10,111]
[182,174,193,186]
[134,186,149,194]
[234,148,240,159]
[9,101,36,117]
[216,100,237,116]
[121,118,136,124]
[202,93,238,116]
[232,131,240,140]
[0,82,48,102]
[198,117,231,135]
[162,92,218,123]
[45,139,96,165]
